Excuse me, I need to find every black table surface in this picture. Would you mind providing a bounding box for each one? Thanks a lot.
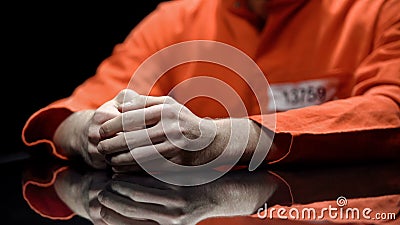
[1,149,399,225]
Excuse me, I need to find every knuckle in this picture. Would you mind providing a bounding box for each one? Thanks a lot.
[92,111,102,122]
[169,125,182,137]
[87,124,97,135]
[117,89,131,98]
[88,128,100,143]
[99,125,109,137]
[97,141,108,154]
[125,133,137,147]
[109,181,121,191]
[138,95,148,104]
[179,125,189,135]
[161,104,177,119]
[124,111,138,125]
[164,96,175,104]
[117,89,138,102]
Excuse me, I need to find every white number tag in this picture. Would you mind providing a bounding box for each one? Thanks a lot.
[268,78,339,112]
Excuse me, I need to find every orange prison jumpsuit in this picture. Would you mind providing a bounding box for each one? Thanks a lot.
[22,0,400,164]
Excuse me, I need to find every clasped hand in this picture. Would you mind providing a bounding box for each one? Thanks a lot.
[96,89,218,172]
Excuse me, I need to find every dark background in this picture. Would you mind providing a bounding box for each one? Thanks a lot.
[5,1,167,163]
[3,1,167,224]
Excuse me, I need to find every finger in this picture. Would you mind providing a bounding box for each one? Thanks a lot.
[127,155,189,173]
[109,181,185,207]
[88,198,103,222]
[98,190,167,220]
[110,155,177,172]
[107,151,135,166]
[88,178,110,200]
[112,174,174,189]
[98,115,122,139]
[109,141,177,166]
[97,134,128,155]
[86,144,107,169]
[111,165,143,173]
[100,207,156,225]
[88,124,101,144]
[99,104,165,139]
[98,126,166,155]
[118,95,175,112]
[111,148,190,174]
[129,141,179,164]
[93,101,121,124]
[114,89,139,105]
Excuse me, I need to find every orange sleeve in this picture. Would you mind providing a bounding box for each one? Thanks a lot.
[21,1,189,159]
[250,1,400,164]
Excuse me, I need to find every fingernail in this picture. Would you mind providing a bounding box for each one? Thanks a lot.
[99,126,105,138]
[97,143,104,154]
[98,191,104,202]
[100,207,107,218]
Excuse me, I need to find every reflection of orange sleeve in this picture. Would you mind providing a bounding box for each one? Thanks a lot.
[22,166,74,220]
[250,0,400,164]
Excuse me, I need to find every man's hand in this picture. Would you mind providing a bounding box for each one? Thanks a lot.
[53,89,138,169]
[97,92,219,172]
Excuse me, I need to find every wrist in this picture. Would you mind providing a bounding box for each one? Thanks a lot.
[202,118,256,163]
[209,118,274,165]
[53,110,95,158]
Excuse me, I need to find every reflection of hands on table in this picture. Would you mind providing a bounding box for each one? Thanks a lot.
[98,170,279,225]
[53,169,111,225]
